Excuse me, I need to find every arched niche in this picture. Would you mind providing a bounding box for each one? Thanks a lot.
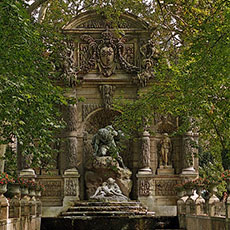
[82,108,121,164]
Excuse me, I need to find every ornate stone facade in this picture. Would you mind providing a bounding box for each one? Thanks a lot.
[35,11,198,217]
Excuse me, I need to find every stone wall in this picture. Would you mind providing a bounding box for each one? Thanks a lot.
[0,194,41,230]
[178,190,229,230]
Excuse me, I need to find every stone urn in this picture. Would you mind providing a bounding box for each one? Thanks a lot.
[177,190,185,198]
[208,182,219,196]
[35,190,42,198]
[7,183,20,198]
[29,189,36,197]
[185,187,194,197]
[0,184,7,196]
[21,187,29,196]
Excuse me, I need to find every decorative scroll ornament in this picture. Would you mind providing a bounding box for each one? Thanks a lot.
[99,85,116,110]
[60,40,77,86]
[78,27,139,77]
[137,39,159,87]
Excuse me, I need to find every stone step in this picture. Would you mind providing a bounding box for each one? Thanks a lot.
[61,210,154,217]
[73,201,142,207]
[68,205,145,212]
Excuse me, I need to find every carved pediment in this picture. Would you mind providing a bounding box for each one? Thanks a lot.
[61,11,161,87]
[63,11,149,31]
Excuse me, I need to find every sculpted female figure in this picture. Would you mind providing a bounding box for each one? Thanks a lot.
[160,133,171,166]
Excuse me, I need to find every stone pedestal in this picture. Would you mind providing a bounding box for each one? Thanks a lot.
[208,194,219,216]
[138,167,152,174]
[21,196,30,216]
[9,196,21,218]
[182,166,196,175]
[180,168,198,182]
[157,165,174,175]
[19,168,36,179]
[0,195,9,219]
[63,168,80,206]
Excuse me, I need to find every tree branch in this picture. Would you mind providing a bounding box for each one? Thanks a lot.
[27,0,49,15]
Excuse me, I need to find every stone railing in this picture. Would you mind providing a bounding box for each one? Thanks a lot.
[177,191,230,230]
[0,191,42,230]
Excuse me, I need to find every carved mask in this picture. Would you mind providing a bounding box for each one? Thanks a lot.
[100,46,114,66]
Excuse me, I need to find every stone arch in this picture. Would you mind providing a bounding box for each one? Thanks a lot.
[82,108,121,165]
[83,108,121,135]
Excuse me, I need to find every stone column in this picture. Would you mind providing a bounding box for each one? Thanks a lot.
[60,104,79,172]
[0,142,7,172]
[63,168,80,206]
[138,131,152,174]
[181,131,198,176]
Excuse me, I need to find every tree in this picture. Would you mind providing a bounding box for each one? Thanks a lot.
[0,0,68,169]
[1,0,229,172]
[113,0,230,171]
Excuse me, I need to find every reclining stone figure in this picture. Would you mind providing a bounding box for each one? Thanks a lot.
[90,178,129,202]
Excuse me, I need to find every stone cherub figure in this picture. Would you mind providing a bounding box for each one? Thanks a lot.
[92,125,126,168]
[159,133,172,167]
[90,178,129,201]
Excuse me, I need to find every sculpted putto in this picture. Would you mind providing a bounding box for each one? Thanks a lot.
[92,125,126,168]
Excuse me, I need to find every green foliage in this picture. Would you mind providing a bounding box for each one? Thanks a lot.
[0,0,67,168]
[1,0,229,174]
[113,1,230,171]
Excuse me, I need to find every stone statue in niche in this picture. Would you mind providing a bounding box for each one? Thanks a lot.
[92,125,126,168]
[138,39,159,87]
[90,177,129,202]
[99,85,116,110]
[159,133,172,167]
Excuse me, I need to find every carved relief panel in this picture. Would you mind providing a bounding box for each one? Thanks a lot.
[138,178,151,196]
[155,180,180,196]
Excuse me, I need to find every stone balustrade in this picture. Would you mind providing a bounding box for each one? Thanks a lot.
[177,191,230,230]
[0,193,42,230]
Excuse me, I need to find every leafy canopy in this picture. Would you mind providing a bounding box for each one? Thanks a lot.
[0,0,68,168]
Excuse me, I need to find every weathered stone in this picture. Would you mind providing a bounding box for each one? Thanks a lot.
[85,156,132,198]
